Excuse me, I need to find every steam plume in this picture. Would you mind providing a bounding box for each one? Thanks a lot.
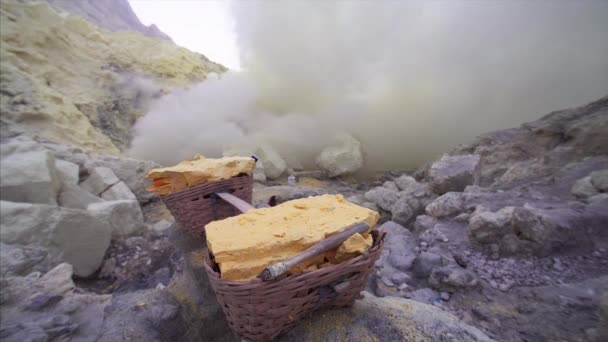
[128,1,608,171]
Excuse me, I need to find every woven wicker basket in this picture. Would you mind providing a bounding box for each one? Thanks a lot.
[160,174,253,240]
[204,230,386,341]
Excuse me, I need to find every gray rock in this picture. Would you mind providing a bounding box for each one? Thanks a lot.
[39,263,75,294]
[54,159,79,185]
[588,193,608,204]
[469,205,579,256]
[394,175,418,191]
[468,207,513,244]
[0,264,111,342]
[425,192,464,217]
[83,156,162,204]
[87,200,144,237]
[572,176,599,198]
[0,201,56,245]
[599,291,608,340]
[0,150,60,205]
[0,243,47,277]
[150,220,173,234]
[455,212,470,222]
[413,252,442,278]
[413,215,437,233]
[256,143,287,179]
[100,181,137,201]
[315,133,364,177]
[590,169,608,192]
[388,252,416,271]
[24,292,63,311]
[97,289,186,342]
[408,288,439,304]
[383,181,399,192]
[389,272,411,285]
[58,183,103,209]
[80,166,119,196]
[428,265,479,292]
[390,197,415,225]
[253,160,267,182]
[279,292,494,342]
[428,154,481,194]
[49,209,112,276]
[0,201,111,276]
[364,187,399,211]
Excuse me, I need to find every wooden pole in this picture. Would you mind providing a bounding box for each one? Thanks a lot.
[257,222,370,281]
[215,192,254,213]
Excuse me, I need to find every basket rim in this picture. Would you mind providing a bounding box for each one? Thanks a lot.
[160,173,252,200]
[204,229,386,286]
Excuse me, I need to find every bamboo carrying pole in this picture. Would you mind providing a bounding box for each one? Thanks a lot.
[214,192,371,281]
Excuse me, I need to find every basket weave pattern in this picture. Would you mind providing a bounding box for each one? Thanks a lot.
[160,174,253,240]
[204,230,386,341]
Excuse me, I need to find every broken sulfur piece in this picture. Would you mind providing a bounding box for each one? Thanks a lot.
[145,154,255,195]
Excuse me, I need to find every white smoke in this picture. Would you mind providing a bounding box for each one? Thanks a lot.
[128,1,608,171]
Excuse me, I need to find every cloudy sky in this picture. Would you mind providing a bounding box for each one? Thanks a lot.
[128,0,240,70]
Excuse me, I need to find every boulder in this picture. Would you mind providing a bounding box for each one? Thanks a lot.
[100,181,137,201]
[54,159,80,185]
[428,265,479,292]
[364,187,399,212]
[0,150,60,205]
[58,183,103,209]
[80,166,120,196]
[279,292,494,342]
[590,169,608,192]
[49,207,112,276]
[256,143,287,179]
[87,200,144,237]
[315,133,364,177]
[0,201,111,276]
[425,192,465,217]
[428,154,481,194]
[571,176,599,198]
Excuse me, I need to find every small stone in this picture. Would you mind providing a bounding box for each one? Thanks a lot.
[593,251,602,258]
[150,220,173,234]
[440,292,450,301]
[489,280,498,289]
[390,272,411,285]
[381,276,395,287]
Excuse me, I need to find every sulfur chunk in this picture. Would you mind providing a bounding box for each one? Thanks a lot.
[145,154,255,195]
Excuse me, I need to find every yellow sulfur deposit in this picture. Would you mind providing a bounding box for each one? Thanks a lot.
[1,0,225,153]
[206,194,380,281]
[334,233,374,263]
[145,155,255,195]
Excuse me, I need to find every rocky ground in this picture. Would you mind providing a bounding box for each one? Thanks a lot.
[1,0,607,341]
[2,97,607,341]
